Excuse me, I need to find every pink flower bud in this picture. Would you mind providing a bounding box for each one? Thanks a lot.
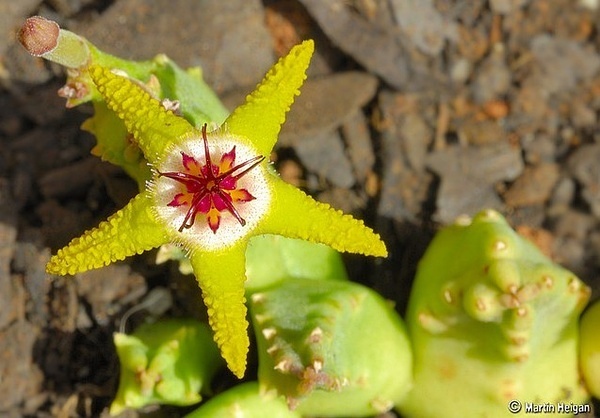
[19,16,59,57]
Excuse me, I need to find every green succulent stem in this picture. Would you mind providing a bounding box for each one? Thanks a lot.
[249,279,412,417]
[110,319,223,415]
[184,382,301,418]
[580,298,600,398]
[399,210,591,418]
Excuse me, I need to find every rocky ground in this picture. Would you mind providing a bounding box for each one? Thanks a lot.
[1,0,600,417]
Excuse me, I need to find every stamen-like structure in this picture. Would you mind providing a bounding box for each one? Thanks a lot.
[158,124,264,233]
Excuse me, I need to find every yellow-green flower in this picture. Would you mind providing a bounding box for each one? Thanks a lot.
[46,40,387,378]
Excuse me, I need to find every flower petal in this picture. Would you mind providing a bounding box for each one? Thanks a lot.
[181,152,201,175]
[167,192,191,207]
[224,40,314,156]
[198,193,212,214]
[229,188,255,202]
[219,176,237,190]
[207,207,221,233]
[89,65,197,164]
[189,243,249,378]
[46,192,169,275]
[212,193,230,212]
[219,146,236,173]
[257,177,387,257]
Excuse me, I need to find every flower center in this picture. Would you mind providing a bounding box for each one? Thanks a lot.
[157,124,265,234]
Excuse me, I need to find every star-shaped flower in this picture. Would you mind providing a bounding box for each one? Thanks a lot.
[46,40,387,378]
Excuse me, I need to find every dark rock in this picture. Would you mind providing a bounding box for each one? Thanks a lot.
[38,156,102,199]
[471,44,511,103]
[377,91,434,222]
[389,0,458,57]
[294,130,355,189]
[299,0,409,89]
[13,242,50,327]
[522,133,557,164]
[547,176,576,217]
[17,83,67,126]
[569,98,597,129]
[438,176,504,224]
[0,0,42,59]
[553,236,586,276]
[264,0,343,77]
[75,264,147,326]
[568,143,600,217]
[429,142,524,184]
[378,141,430,222]
[0,320,43,411]
[73,0,275,94]
[489,0,529,15]
[0,180,20,330]
[340,110,375,184]
[3,43,54,85]
[458,118,506,145]
[37,199,93,249]
[426,141,524,222]
[503,163,560,207]
[553,209,596,242]
[46,276,78,332]
[589,230,600,270]
[551,210,597,276]
[530,34,600,96]
[280,72,378,146]
[44,0,95,17]
[398,112,432,171]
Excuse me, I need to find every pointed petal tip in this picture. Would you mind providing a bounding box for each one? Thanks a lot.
[294,39,315,57]
[227,356,247,379]
[263,180,389,259]
[45,241,108,276]
[341,222,389,258]
[189,249,250,379]
[224,39,316,155]
[369,236,389,258]
[46,254,71,276]
[206,305,249,379]
[45,193,168,277]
